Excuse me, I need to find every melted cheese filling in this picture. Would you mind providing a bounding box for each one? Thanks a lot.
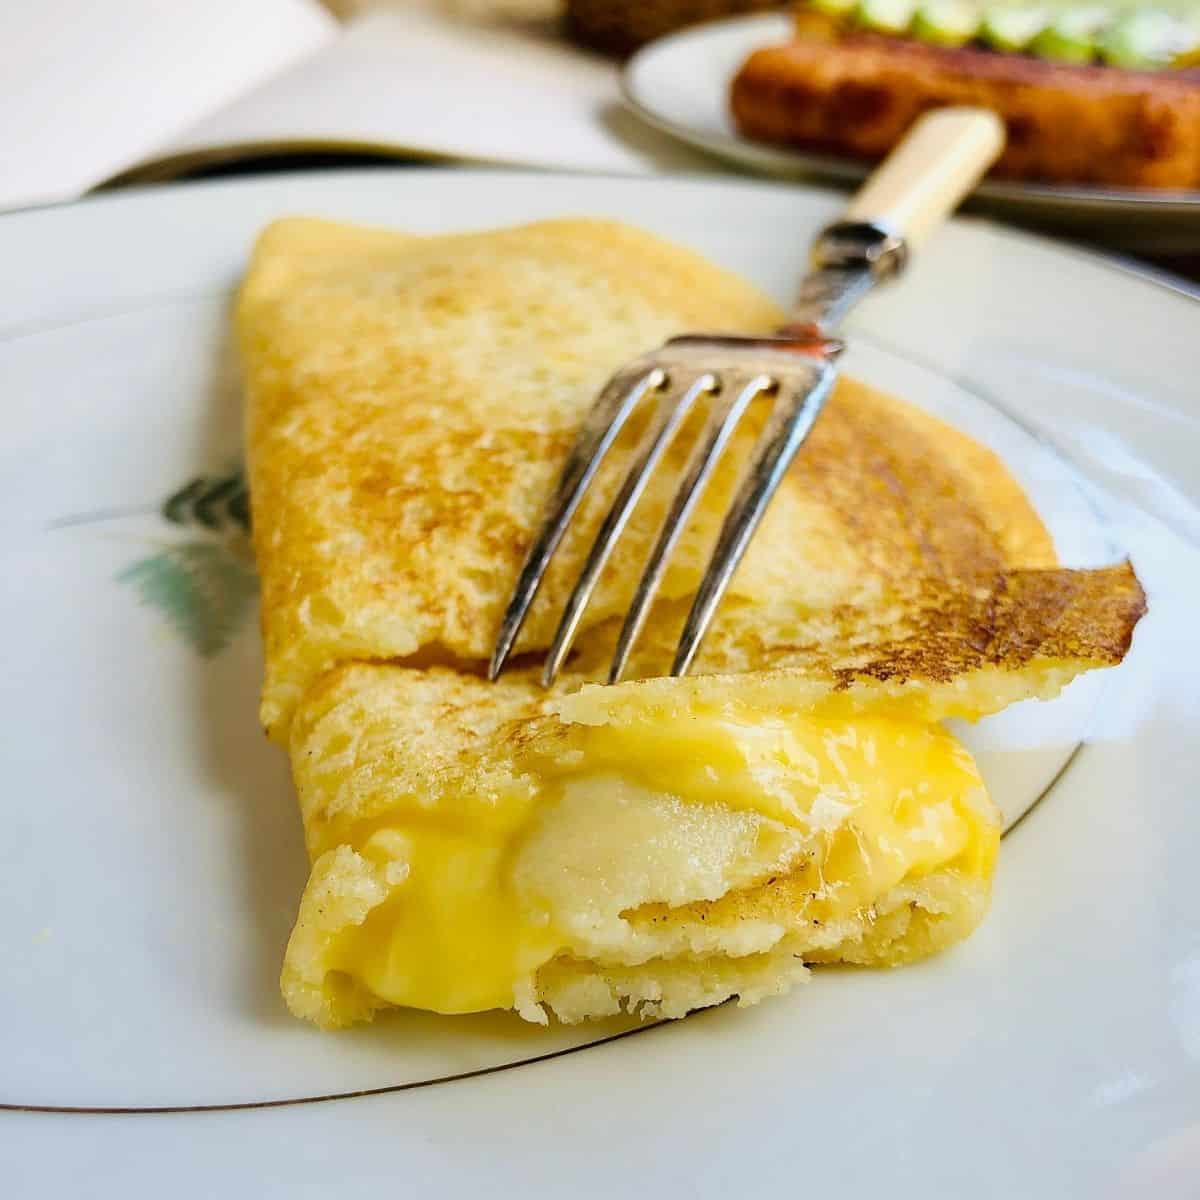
[332,706,998,1016]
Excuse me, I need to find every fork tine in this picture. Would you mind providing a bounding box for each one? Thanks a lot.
[607,373,775,684]
[671,361,839,678]
[488,366,665,681]
[541,372,717,686]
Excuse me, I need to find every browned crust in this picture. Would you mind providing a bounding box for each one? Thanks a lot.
[564,561,1146,698]
[830,561,1148,687]
[731,33,1200,188]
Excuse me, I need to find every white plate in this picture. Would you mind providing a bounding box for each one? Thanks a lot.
[2,169,1198,1198]
[622,14,1200,252]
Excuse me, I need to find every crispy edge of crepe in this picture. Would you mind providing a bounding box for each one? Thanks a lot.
[556,561,1148,728]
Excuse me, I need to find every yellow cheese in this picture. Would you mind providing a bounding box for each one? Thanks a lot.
[328,704,997,1017]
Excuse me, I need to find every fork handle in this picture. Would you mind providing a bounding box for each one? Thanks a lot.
[843,106,1005,251]
[783,106,1004,337]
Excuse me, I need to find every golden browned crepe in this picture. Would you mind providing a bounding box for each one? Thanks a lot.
[238,217,1144,1029]
[239,217,1055,741]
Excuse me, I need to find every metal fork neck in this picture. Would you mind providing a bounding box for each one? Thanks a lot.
[778,220,908,341]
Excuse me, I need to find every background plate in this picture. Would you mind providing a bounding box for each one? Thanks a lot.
[622,14,1200,252]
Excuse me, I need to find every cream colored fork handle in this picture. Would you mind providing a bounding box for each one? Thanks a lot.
[844,107,1005,250]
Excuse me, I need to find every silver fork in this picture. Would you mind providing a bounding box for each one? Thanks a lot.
[489,107,1004,687]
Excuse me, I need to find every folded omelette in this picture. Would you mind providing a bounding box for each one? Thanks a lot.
[237,217,1145,1028]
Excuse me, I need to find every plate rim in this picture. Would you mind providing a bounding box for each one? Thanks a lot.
[1,164,1198,306]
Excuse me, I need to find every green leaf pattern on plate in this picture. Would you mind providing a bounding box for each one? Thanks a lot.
[118,541,257,658]
[116,466,257,658]
[162,469,250,533]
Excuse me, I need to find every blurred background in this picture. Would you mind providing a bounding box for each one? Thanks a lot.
[5,0,1199,278]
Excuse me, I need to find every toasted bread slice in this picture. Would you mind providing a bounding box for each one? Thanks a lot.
[731,32,1200,189]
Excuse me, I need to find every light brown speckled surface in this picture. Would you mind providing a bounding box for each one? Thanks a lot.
[238,215,1057,739]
